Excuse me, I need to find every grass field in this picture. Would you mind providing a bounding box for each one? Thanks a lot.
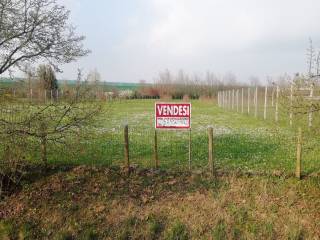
[43,99,320,177]
[1,99,320,239]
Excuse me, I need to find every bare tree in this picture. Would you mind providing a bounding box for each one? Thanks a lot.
[0,0,90,75]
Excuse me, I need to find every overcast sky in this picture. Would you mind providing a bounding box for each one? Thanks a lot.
[57,0,320,83]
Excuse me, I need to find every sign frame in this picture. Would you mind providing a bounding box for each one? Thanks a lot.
[154,102,192,129]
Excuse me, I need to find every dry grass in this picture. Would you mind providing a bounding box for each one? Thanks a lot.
[0,166,319,239]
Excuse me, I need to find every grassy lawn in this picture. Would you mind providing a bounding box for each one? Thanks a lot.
[44,99,320,176]
[1,99,320,240]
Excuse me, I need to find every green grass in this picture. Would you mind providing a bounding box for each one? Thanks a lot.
[1,99,319,176]
[43,99,319,176]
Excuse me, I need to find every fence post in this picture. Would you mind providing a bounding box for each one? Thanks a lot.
[290,84,293,126]
[264,86,268,120]
[271,86,274,107]
[254,86,258,118]
[222,91,225,108]
[208,127,214,176]
[296,127,302,179]
[154,129,159,168]
[247,88,250,114]
[189,128,192,170]
[236,89,239,112]
[232,89,235,110]
[124,125,130,174]
[308,84,314,128]
[275,86,279,123]
[241,88,244,113]
[228,90,231,109]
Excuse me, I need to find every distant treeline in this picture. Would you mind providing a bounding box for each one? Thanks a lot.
[1,69,294,100]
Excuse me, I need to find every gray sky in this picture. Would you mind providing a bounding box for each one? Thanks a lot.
[57,0,320,83]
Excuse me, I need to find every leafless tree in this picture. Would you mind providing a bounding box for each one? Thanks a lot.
[0,0,90,75]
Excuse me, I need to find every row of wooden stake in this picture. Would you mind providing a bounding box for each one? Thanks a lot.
[123,125,215,176]
[217,86,315,127]
[217,87,280,122]
[218,87,304,179]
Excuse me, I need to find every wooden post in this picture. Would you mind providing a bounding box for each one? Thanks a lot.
[308,84,314,128]
[30,88,33,101]
[241,88,244,113]
[247,88,250,114]
[271,87,274,107]
[222,91,225,108]
[229,90,231,109]
[236,89,239,112]
[154,129,159,168]
[275,86,279,123]
[232,89,235,110]
[290,84,293,126]
[188,128,192,170]
[264,86,268,120]
[44,90,47,102]
[296,127,302,179]
[208,127,214,176]
[254,86,258,118]
[124,125,130,174]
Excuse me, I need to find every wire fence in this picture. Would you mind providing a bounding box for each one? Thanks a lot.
[0,90,319,178]
[40,124,320,177]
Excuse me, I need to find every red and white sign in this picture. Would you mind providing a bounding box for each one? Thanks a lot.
[155,103,191,129]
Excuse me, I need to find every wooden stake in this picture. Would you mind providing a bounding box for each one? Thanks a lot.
[236,89,239,112]
[232,89,235,110]
[154,129,159,168]
[308,84,314,128]
[264,86,268,120]
[124,125,130,174]
[290,84,293,126]
[188,128,192,170]
[296,127,302,179]
[241,88,244,113]
[247,88,250,114]
[208,127,214,176]
[254,86,258,118]
[275,86,279,123]
[271,87,274,107]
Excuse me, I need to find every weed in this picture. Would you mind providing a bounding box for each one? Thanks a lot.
[165,221,189,240]
[0,220,14,240]
[212,219,227,240]
[147,214,164,239]
[54,231,74,240]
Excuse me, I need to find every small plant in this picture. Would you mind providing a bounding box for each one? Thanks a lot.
[54,231,74,240]
[0,220,15,240]
[165,221,189,240]
[212,219,227,240]
[80,228,98,240]
[147,214,164,239]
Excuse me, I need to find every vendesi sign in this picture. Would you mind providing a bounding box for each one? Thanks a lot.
[155,103,191,129]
